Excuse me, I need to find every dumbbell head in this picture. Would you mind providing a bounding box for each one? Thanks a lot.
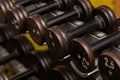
[76,0,93,19]
[48,65,77,80]
[6,6,28,31]
[65,0,93,13]
[54,0,81,10]
[46,26,69,59]
[98,52,120,80]
[0,0,16,24]
[0,24,19,45]
[68,38,95,73]
[0,35,34,65]
[27,14,46,45]
[92,5,116,33]
[19,51,54,71]
[6,36,34,55]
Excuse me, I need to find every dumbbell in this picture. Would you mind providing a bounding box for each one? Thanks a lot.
[98,20,120,80]
[45,5,116,59]
[67,21,120,73]
[68,31,106,75]
[0,23,18,46]
[0,8,59,46]
[8,51,71,80]
[6,0,77,28]
[48,65,102,80]
[5,1,48,32]
[48,65,79,80]
[98,48,120,80]
[27,0,93,44]
[0,0,49,23]
[0,36,34,65]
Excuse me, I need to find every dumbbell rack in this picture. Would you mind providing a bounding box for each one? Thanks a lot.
[0,0,119,80]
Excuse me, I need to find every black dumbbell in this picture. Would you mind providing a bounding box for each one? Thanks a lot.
[0,9,59,46]
[67,21,120,73]
[27,0,93,44]
[68,31,106,75]
[5,1,48,32]
[8,51,71,80]
[0,0,49,23]
[98,49,120,80]
[0,23,18,46]
[48,65,79,80]
[0,36,34,65]
[49,65,102,80]
[98,20,120,80]
[4,0,77,36]
[45,5,116,59]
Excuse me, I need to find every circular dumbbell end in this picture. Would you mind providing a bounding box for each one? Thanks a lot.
[68,38,95,73]
[6,36,34,54]
[46,26,67,59]
[27,14,45,45]
[19,52,53,71]
[19,53,41,68]
[49,65,77,80]
[98,52,120,80]
[77,0,93,18]
[6,7,23,30]
[92,5,116,33]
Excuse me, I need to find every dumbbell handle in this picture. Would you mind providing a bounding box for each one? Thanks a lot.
[14,0,35,6]
[91,30,120,54]
[9,55,70,80]
[0,50,20,65]
[46,6,81,27]
[29,2,58,15]
[67,19,99,40]
[10,66,37,80]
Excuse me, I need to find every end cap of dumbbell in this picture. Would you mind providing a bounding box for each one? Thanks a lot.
[77,0,93,19]
[49,65,77,80]
[61,0,78,10]
[92,5,116,34]
[27,14,45,45]
[6,6,28,31]
[19,52,53,71]
[68,38,95,73]
[6,36,34,54]
[98,52,120,80]
[46,26,68,59]
[6,8,22,30]
[0,24,18,44]
[18,52,41,68]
